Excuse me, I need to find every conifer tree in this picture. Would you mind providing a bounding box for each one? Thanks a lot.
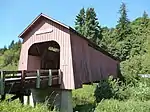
[9,40,15,49]
[85,8,102,43]
[75,8,86,36]
[75,7,102,44]
[142,11,149,27]
[116,2,131,41]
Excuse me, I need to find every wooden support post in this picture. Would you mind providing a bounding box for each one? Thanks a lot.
[58,69,61,84]
[19,70,25,104]
[21,70,25,90]
[60,90,73,112]
[48,70,52,86]
[0,71,5,96]
[36,70,40,88]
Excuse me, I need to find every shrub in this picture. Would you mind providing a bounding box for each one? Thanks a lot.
[72,85,96,112]
[126,82,150,101]
[0,100,55,112]
[95,99,150,112]
[120,56,142,85]
[94,76,127,102]
[72,85,96,106]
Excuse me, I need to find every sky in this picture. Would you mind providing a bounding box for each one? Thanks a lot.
[0,0,150,48]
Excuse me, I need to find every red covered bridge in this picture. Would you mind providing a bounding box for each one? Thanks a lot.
[18,13,119,89]
[0,13,119,111]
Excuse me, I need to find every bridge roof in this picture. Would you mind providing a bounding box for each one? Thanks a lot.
[18,13,120,61]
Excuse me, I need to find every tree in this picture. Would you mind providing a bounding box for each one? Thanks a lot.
[18,39,22,45]
[141,11,149,27]
[3,45,7,51]
[3,50,14,66]
[0,45,7,55]
[142,11,148,20]
[85,8,102,43]
[116,2,131,41]
[75,8,86,36]
[75,7,102,44]
[8,40,15,49]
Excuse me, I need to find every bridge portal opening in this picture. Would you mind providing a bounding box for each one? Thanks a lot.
[28,41,60,70]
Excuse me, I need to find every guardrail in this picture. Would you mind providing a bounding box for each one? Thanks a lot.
[0,69,62,95]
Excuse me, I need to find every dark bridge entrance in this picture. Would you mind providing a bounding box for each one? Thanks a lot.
[28,41,60,70]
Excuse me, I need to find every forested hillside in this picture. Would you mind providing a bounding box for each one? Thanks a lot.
[0,40,21,70]
[73,3,150,112]
[75,3,150,84]
[1,2,150,112]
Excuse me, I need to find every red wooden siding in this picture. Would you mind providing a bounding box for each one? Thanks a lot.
[88,46,118,81]
[70,32,92,88]
[19,18,75,89]
[70,32,118,88]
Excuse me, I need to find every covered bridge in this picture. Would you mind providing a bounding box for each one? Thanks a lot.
[18,13,119,90]
[0,13,120,111]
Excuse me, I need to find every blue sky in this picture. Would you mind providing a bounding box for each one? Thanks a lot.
[0,0,150,48]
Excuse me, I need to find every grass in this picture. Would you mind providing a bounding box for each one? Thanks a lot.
[0,100,55,112]
[72,82,150,112]
[72,85,96,106]
[72,84,97,112]
[1,82,150,112]
[95,99,150,112]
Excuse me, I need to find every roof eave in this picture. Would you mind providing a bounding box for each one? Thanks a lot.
[18,13,69,38]
[69,27,120,61]
[18,13,43,38]
[18,13,119,61]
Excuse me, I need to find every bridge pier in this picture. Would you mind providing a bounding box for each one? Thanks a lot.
[60,89,73,112]
[24,92,35,107]
[23,88,73,112]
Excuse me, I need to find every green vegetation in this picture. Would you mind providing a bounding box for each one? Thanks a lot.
[74,3,150,83]
[95,100,150,112]
[0,2,150,112]
[75,7,102,44]
[0,100,55,112]
[72,77,150,112]
[73,2,150,112]
[0,40,21,70]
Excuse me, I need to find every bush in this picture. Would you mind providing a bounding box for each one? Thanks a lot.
[0,101,55,112]
[125,82,150,101]
[72,85,96,106]
[120,56,142,85]
[95,99,150,112]
[94,76,127,102]
[72,85,96,112]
